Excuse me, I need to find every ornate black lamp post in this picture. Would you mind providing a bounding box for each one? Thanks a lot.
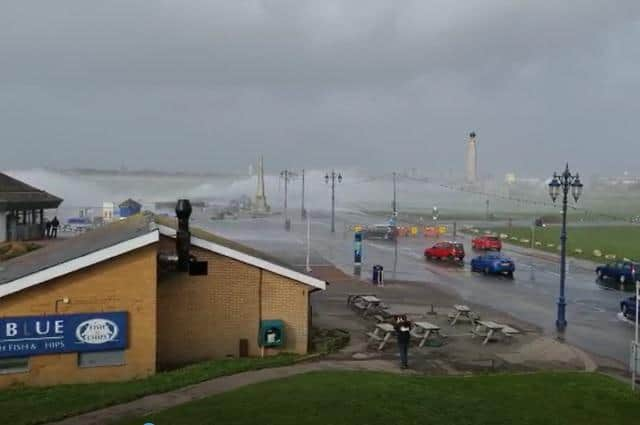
[548,164,583,332]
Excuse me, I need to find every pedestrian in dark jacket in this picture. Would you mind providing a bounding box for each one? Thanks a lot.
[45,220,52,239]
[51,216,60,239]
[394,315,411,369]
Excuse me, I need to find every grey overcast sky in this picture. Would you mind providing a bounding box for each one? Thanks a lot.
[1,1,640,177]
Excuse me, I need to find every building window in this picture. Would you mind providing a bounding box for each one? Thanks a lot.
[0,357,30,374]
[78,350,125,368]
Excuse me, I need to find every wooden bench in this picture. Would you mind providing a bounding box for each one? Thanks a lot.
[412,321,442,348]
[366,331,383,341]
[500,325,520,342]
[367,323,395,351]
[473,320,504,345]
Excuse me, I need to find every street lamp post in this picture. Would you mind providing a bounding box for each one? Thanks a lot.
[301,169,306,219]
[548,163,583,333]
[325,170,342,233]
[432,206,439,238]
[280,170,295,230]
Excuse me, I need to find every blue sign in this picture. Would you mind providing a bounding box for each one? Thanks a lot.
[354,232,363,265]
[0,312,128,358]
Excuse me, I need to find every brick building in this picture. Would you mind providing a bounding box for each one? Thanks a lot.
[0,208,326,388]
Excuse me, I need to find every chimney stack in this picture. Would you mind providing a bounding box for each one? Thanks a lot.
[175,199,192,272]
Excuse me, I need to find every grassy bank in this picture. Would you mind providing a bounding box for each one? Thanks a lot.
[116,371,639,425]
[0,242,41,261]
[1,355,297,425]
[469,225,640,263]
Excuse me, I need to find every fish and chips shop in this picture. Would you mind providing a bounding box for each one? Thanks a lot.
[0,312,128,358]
[0,205,326,388]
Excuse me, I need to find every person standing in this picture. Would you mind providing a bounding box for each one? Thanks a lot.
[51,216,60,239]
[394,315,412,369]
[45,219,52,239]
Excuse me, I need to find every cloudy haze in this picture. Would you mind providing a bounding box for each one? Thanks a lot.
[2,1,640,177]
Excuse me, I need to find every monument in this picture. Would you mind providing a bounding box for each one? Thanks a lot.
[466,132,478,183]
[253,156,270,214]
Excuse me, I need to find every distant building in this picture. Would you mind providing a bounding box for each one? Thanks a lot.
[102,202,116,223]
[0,172,63,242]
[596,175,640,187]
[465,132,478,183]
[119,199,142,218]
[504,173,543,186]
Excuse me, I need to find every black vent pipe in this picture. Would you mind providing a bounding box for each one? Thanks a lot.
[175,199,192,272]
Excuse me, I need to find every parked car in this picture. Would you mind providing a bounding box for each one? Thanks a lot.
[472,235,502,251]
[364,224,398,241]
[424,242,465,262]
[470,254,515,277]
[596,261,639,286]
[620,296,639,320]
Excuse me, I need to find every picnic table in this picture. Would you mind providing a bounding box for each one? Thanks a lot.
[449,304,474,326]
[347,294,379,306]
[366,323,395,351]
[472,321,521,344]
[361,295,381,304]
[348,295,384,317]
[411,321,442,347]
[472,320,504,345]
[381,309,404,320]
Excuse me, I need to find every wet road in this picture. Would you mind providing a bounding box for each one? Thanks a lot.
[193,211,634,367]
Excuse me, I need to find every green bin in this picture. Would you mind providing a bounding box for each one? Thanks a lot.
[258,320,285,347]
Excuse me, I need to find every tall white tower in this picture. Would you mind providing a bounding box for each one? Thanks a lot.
[466,132,478,183]
[253,156,270,213]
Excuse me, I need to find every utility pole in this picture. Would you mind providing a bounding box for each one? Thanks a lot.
[325,170,342,233]
[392,172,397,215]
[485,199,490,221]
[306,213,312,272]
[301,169,306,219]
[280,170,295,230]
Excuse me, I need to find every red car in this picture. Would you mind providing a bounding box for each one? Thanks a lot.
[472,235,502,251]
[424,242,465,262]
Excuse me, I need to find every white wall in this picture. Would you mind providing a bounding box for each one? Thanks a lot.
[0,212,6,243]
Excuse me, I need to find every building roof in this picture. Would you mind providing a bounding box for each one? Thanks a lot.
[119,198,142,209]
[0,211,326,299]
[0,172,63,210]
[154,215,326,290]
[0,213,159,298]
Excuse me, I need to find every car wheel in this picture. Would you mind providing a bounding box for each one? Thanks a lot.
[483,267,490,275]
[507,271,514,279]
[620,275,626,285]
[622,304,629,317]
[597,270,603,279]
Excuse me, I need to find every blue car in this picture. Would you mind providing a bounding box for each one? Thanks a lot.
[470,254,515,278]
[621,296,639,320]
[596,261,639,287]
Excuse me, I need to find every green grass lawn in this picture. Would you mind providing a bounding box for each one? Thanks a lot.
[0,355,297,425]
[115,371,639,425]
[473,225,640,263]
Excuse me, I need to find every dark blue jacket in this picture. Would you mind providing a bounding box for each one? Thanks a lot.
[395,320,411,344]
